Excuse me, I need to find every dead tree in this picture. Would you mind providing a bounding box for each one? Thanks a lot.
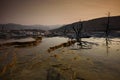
[105,12,110,46]
[72,20,83,46]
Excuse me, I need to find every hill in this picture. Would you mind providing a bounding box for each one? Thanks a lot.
[51,16,120,32]
[0,23,61,31]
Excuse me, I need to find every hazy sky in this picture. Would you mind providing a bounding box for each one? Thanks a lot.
[0,0,120,25]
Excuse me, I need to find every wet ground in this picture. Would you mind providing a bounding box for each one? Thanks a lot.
[0,37,120,80]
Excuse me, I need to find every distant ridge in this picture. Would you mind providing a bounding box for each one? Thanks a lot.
[51,16,120,32]
[0,23,62,31]
[0,16,120,32]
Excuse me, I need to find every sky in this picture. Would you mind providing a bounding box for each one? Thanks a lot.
[0,0,120,25]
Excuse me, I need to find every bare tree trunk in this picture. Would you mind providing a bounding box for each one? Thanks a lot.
[105,12,110,46]
[72,20,83,47]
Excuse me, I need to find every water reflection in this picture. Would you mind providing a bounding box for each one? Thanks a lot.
[47,68,63,80]
[76,41,99,49]
[105,37,110,56]
[0,37,120,80]
[105,37,119,56]
[47,38,100,53]
[48,61,86,80]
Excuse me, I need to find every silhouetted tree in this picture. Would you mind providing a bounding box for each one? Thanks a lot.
[105,12,110,46]
[72,20,83,46]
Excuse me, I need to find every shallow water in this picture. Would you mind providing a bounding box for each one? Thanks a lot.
[0,37,120,80]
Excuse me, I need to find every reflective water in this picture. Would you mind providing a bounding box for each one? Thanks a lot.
[0,37,120,80]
